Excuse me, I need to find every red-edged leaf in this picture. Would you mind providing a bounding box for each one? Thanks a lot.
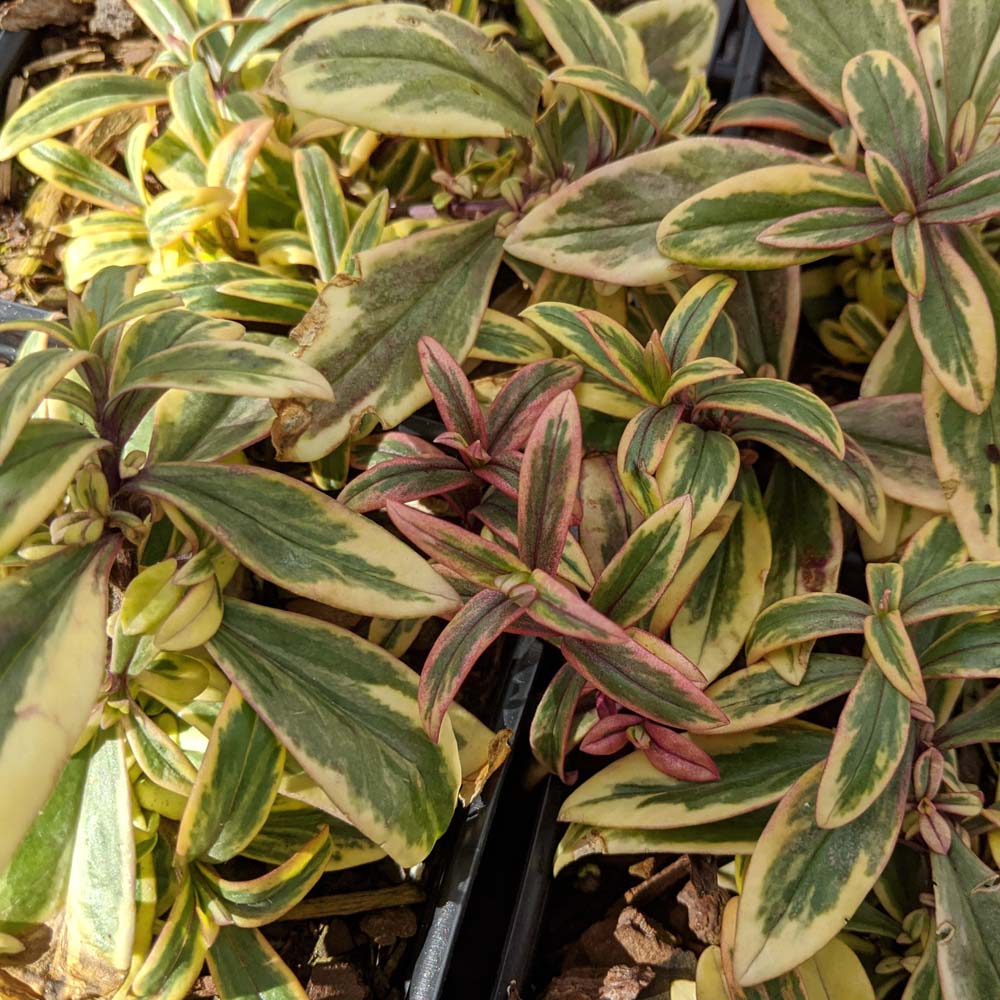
[617,404,683,515]
[486,358,583,453]
[581,712,643,755]
[525,569,627,643]
[418,337,486,444]
[563,634,726,731]
[339,455,478,512]
[387,501,527,587]
[477,450,521,499]
[518,390,583,573]
[420,590,524,740]
[644,724,720,781]
[530,664,587,780]
[758,205,894,249]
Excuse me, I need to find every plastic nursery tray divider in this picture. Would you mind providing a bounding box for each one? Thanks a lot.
[406,635,545,1000]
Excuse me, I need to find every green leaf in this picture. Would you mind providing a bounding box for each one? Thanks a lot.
[177,685,285,863]
[150,390,275,463]
[61,728,136,992]
[709,95,836,142]
[0,73,169,160]
[207,600,461,866]
[696,378,845,457]
[657,162,879,269]
[265,4,540,139]
[908,226,996,414]
[273,214,502,461]
[559,723,831,829]
[207,925,308,1000]
[733,747,910,986]
[922,618,1000,679]
[901,561,1000,624]
[129,462,459,619]
[563,631,724,731]
[0,752,88,935]
[504,137,806,286]
[617,404,682,515]
[816,659,910,827]
[746,592,869,664]
[931,836,1000,1000]
[864,610,926,703]
[923,368,1000,561]
[293,146,349,283]
[936,685,1000,749]
[530,664,586,780]
[110,339,334,402]
[590,494,692,627]
[0,420,107,559]
[551,64,659,128]
[707,654,862,734]
[519,391,583,573]
[835,395,946,512]
[655,423,739,538]
[940,0,1000,145]
[199,828,332,927]
[842,51,929,199]
[672,468,771,682]
[661,273,737,369]
[554,809,771,876]
[18,139,143,211]
[131,875,206,1000]
[758,205,894,251]
[0,348,92,463]
[145,186,232,249]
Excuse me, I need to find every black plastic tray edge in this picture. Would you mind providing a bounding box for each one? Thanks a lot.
[407,634,545,1000]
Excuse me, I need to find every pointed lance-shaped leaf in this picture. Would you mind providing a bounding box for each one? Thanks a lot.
[518,390,583,574]
[418,337,487,445]
[272,214,503,462]
[733,744,911,986]
[525,569,628,643]
[921,618,1000,680]
[207,600,461,867]
[128,463,460,619]
[589,493,693,627]
[387,499,527,588]
[419,590,525,742]
[263,4,540,139]
[709,95,837,142]
[559,723,832,830]
[0,349,93,464]
[616,404,682,516]
[0,73,169,160]
[339,453,478,514]
[661,273,737,369]
[695,378,845,458]
[0,542,115,873]
[746,592,869,664]
[530,664,587,780]
[900,561,1000,624]
[176,684,285,864]
[563,632,725,731]
[816,659,911,828]
[657,163,880,270]
[485,357,583,453]
[758,204,895,251]
[707,654,862,734]
[293,146,349,283]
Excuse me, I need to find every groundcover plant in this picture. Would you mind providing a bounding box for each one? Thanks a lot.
[0,0,998,997]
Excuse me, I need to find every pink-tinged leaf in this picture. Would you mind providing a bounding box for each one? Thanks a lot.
[563,635,727,731]
[518,391,583,573]
[339,455,478,512]
[758,205,894,250]
[387,501,527,587]
[628,628,710,689]
[418,337,486,444]
[644,725,720,781]
[351,431,444,470]
[486,358,583,453]
[617,404,683,515]
[476,450,521,499]
[581,712,643,755]
[525,569,627,643]
[530,664,587,780]
[420,590,525,741]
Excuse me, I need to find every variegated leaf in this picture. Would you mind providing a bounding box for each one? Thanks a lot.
[264,4,540,139]
[710,96,836,142]
[272,215,502,461]
[207,600,461,866]
[560,724,831,829]
[293,146,349,283]
[0,74,169,159]
[207,925,308,1000]
[0,421,107,558]
[176,684,285,863]
[900,561,1000,624]
[672,468,771,682]
[657,163,880,269]
[128,463,460,618]
[815,659,910,827]
[18,139,142,212]
[530,664,586,780]
[617,404,682,515]
[504,137,806,286]
[733,747,910,986]
[746,592,869,664]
